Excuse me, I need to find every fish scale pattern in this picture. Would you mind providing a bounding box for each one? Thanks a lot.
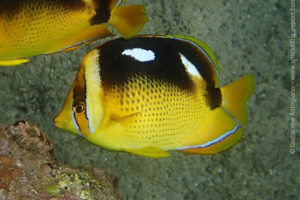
[0,0,92,59]
[105,74,210,147]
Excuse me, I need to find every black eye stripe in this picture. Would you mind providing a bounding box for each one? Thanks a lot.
[73,61,87,112]
[72,102,89,136]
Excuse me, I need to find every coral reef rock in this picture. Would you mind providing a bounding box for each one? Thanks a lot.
[0,120,119,200]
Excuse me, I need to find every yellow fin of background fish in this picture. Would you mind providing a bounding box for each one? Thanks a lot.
[0,58,30,67]
[0,0,148,66]
[221,75,255,125]
[109,5,148,39]
[48,24,112,54]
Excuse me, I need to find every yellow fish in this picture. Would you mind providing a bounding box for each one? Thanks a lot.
[54,35,255,158]
[0,0,148,66]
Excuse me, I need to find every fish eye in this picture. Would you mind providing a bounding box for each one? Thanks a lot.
[73,102,85,113]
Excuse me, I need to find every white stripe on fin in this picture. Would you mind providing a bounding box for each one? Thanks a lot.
[175,125,240,150]
[179,53,201,78]
[116,0,122,6]
[122,48,155,62]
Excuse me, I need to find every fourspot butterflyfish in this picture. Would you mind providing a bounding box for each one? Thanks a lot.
[54,35,255,158]
[0,0,148,66]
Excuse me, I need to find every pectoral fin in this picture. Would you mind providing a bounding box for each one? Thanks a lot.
[110,111,141,121]
[0,58,30,66]
[124,146,170,158]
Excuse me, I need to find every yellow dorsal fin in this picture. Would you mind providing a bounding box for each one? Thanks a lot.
[221,75,254,125]
[124,146,170,158]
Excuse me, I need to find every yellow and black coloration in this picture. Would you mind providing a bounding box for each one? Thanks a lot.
[0,0,148,66]
[54,35,255,158]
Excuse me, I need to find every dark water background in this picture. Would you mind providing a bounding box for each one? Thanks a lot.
[0,0,299,199]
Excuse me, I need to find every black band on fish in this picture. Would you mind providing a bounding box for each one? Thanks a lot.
[89,0,112,25]
[97,37,195,91]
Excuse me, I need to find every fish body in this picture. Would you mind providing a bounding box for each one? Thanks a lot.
[54,35,254,158]
[0,0,148,66]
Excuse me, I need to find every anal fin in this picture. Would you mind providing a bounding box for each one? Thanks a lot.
[124,146,170,158]
[178,126,243,154]
[177,108,244,154]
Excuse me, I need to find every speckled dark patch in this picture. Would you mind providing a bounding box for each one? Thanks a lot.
[97,36,221,108]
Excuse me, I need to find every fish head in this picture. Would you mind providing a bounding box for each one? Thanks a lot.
[54,85,78,134]
[54,49,104,137]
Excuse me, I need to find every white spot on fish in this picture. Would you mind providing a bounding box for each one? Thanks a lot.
[179,53,201,78]
[170,36,220,79]
[122,48,155,62]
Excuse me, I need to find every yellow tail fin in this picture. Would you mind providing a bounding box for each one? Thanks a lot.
[221,75,254,125]
[109,5,148,39]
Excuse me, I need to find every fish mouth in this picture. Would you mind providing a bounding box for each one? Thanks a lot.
[53,111,69,129]
[53,111,80,135]
[53,115,63,128]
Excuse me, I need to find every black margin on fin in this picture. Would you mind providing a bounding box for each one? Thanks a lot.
[205,86,221,109]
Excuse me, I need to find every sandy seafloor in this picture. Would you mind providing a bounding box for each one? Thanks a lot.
[0,0,299,199]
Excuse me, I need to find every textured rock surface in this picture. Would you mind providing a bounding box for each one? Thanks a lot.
[0,121,119,200]
[0,0,299,199]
